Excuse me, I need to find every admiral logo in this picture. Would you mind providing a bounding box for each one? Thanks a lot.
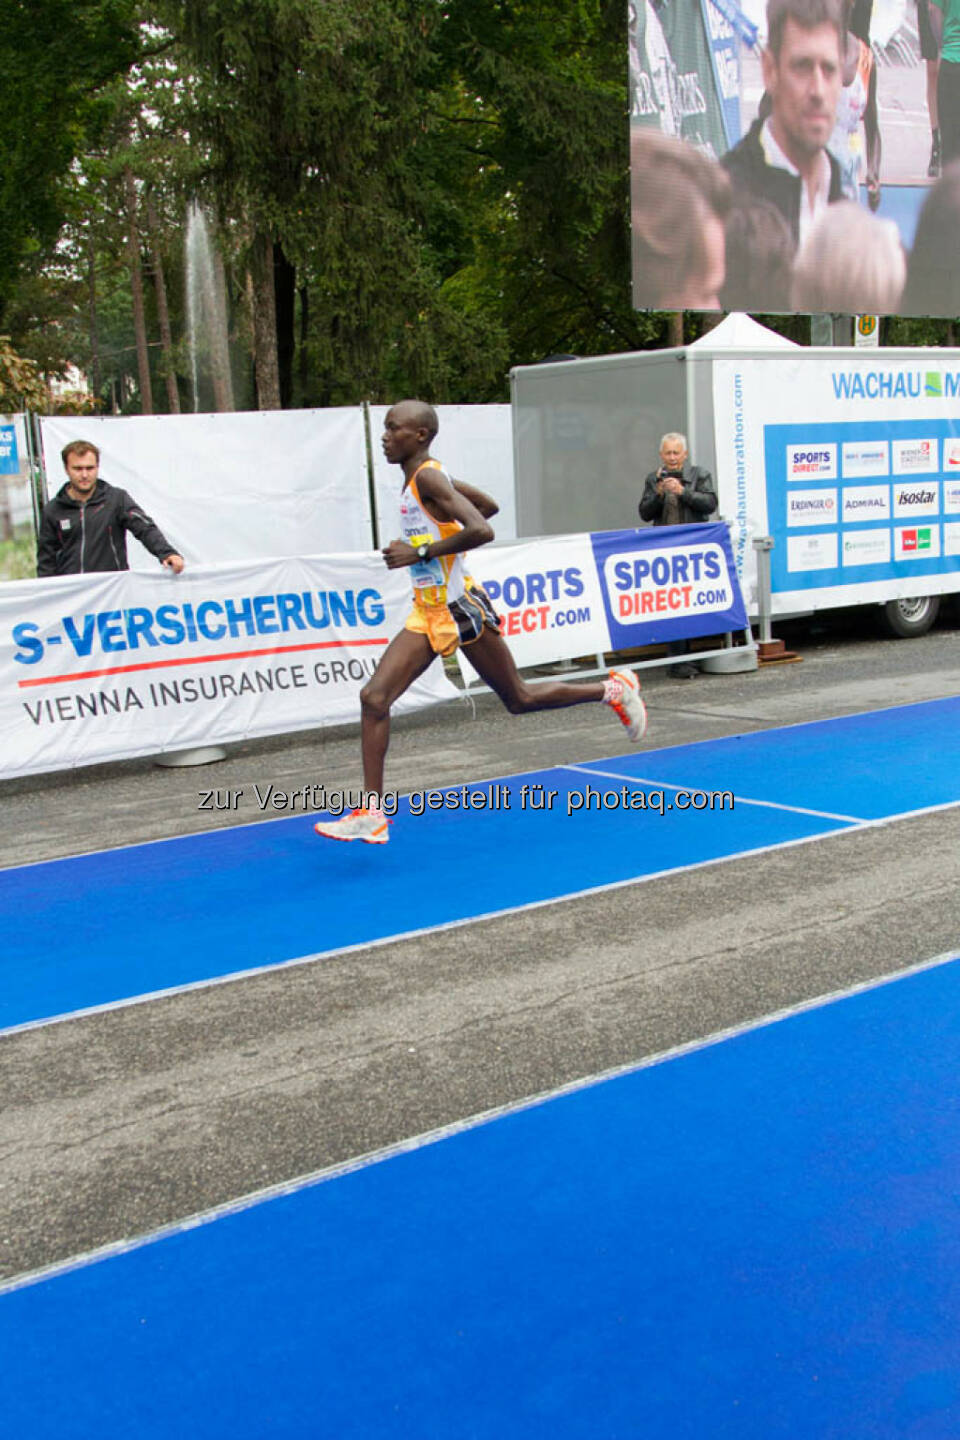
[787,489,837,527]
[787,443,836,479]
[842,485,890,521]
[893,439,938,474]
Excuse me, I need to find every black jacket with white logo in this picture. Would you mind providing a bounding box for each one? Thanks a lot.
[36,479,178,577]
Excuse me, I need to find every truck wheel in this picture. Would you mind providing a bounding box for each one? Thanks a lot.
[878,595,940,638]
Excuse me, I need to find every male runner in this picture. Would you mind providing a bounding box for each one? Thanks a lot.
[314,400,647,843]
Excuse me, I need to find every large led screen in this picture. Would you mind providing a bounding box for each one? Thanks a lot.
[630,0,959,316]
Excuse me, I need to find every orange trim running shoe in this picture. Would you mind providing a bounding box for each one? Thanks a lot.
[604,669,647,742]
[314,807,390,844]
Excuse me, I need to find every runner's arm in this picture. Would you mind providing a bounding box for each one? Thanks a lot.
[382,467,494,568]
[452,478,499,519]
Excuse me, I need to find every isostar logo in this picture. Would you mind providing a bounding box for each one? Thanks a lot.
[842,485,890,521]
[830,369,960,399]
[787,489,837,526]
[893,439,938,474]
[895,526,939,560]
[841,441,888,477]
[893,484,939,518]
[787,443,836,479]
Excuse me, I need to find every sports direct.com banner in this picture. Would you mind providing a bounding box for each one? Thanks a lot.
[459,524,747,679]
[1,556,458,780]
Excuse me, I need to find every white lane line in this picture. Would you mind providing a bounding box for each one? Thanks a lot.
[0,822,868,1041]
[5,792,959,1042]
[3,947,957,1299]
[5,692,958,870]
[562,763,869,825]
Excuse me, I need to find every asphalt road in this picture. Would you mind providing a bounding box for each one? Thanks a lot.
[3,610,960,1283]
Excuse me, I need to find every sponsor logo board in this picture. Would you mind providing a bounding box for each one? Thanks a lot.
[892,483,939,518]
[943,523,960,556]
[787,444,837,480]
[944,438,960,470]
[841,530,891,567]
[787,533,838,572]
[841,485,890,522]
[894,525,940,560]
[892,439,938,474]
[787,489,838,527]
[841,441,888,478]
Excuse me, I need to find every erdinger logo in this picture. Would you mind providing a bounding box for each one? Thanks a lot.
[788,443,836,479]
[790,496,834,513]
[788,489,837,526]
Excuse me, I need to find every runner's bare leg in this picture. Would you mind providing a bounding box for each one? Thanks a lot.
[360,628,436,795]
[462,627,605,711]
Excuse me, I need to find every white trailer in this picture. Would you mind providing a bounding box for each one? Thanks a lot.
[511,315,960,637]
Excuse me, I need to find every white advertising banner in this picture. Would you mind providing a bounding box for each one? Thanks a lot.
[1,557,458,779]
[40,409,371,565]
[456,534,609,680]
[711,356,960,615]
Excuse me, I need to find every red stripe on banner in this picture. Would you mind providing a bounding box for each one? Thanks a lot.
[17,638,390,688]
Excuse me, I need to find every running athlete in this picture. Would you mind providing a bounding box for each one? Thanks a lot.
[314,399,647,844]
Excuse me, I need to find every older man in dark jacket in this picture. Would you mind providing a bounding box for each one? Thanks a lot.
[639,433,718,678]
[639,433,718,528]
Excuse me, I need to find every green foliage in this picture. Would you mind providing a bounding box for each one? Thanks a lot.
[0,1,140,323]
[0,530,38,582]
[11,0,958,414]
[0,337,48,410]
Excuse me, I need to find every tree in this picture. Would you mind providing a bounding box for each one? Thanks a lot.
[0,337,48,411]
[0,0,140,323]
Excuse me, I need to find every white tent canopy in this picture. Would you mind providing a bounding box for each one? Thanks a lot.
[688,313,799,350]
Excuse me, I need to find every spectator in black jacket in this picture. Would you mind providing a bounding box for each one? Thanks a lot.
[36,441,184,578]
[722,0,845,258]
[639,433,718,679]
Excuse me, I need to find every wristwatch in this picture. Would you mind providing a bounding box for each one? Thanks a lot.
[416,542,431,561]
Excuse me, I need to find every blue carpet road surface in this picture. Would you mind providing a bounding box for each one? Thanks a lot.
[2,698,960,1033]
[2,956,959,1438]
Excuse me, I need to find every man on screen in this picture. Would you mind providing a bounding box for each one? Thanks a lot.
[722,0,845,253]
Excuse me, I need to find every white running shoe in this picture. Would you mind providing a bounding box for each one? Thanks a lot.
[605,669,647,742]
[314,807,390,844]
